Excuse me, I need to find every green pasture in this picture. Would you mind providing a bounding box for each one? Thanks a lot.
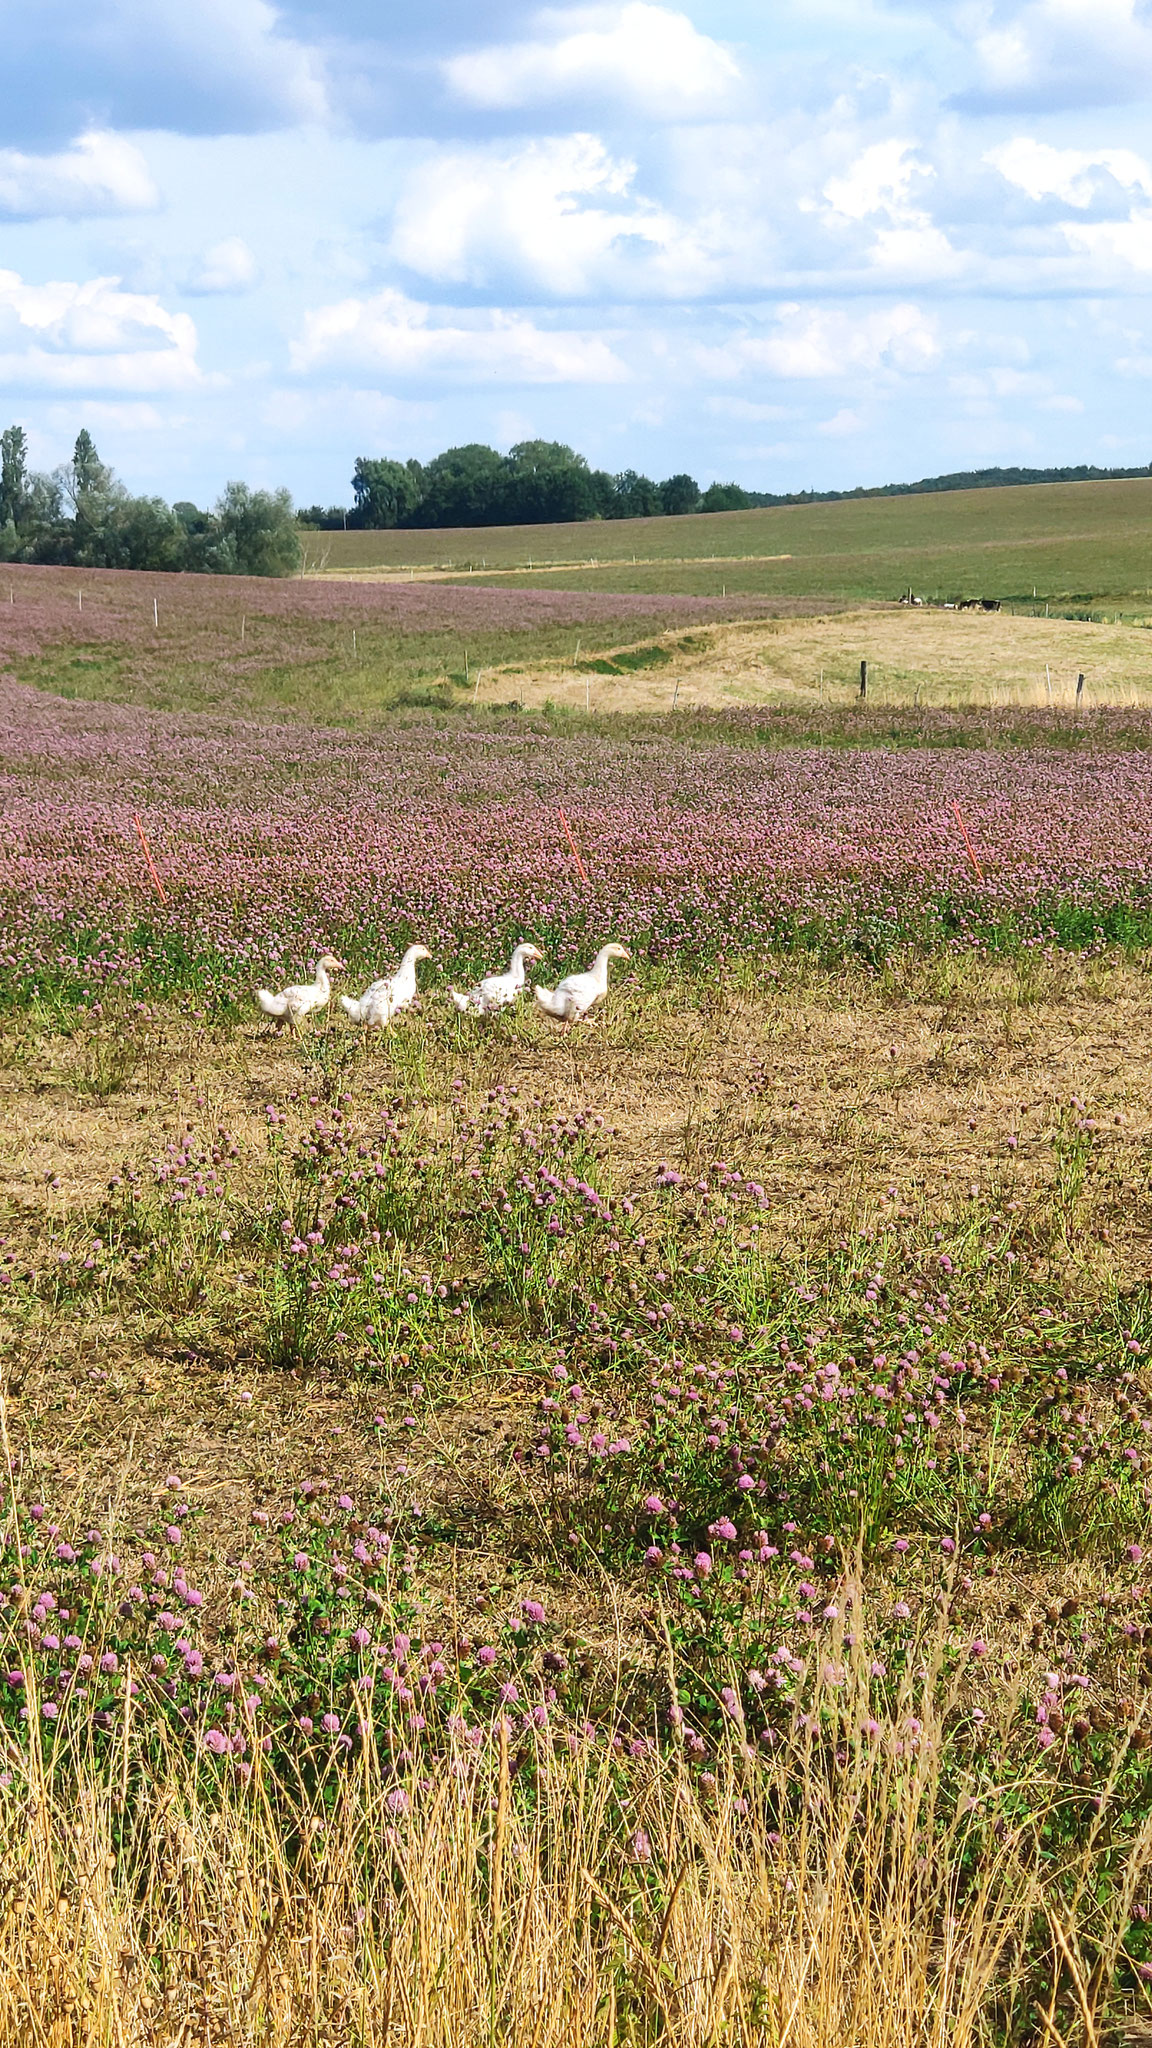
[311,476,1152,609]
[15,609,708,724]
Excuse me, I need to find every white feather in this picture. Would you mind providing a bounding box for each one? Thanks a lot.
[255,954,343,1029]
[532,943,630,1026]
[450,943,543,1017]
[342,945,431,1029]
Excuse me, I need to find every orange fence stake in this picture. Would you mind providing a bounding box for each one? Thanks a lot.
[558,808,589,886]
[134,812,168,903]
[951,801,985,883]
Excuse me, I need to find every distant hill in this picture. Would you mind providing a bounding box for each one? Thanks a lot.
[743,464,1152,510]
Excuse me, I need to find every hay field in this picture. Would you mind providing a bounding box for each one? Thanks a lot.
[484,605,1152,714]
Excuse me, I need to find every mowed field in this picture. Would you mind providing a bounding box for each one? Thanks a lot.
[8,533,1152,2041]
[308,474,1152,610]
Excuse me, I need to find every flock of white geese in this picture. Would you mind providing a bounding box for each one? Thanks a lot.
[256,940,631,1034]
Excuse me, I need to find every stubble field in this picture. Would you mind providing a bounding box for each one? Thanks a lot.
[4,552,1152,2045]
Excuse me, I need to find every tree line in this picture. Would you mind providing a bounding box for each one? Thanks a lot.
[301,442,1152,533]
[0,428,301,576]
[298,441,765,531]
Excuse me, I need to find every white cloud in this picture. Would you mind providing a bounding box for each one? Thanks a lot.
[706,397,797,421]
[824,140,934,222]
[0,130,156,218]
[949,365,1046,397]
[0,271,201,392]
[188,236,257,293]
[822,139,963,280]
[2,0,327,141]
[985,136,1152,279]
[390,134,688,297]
[290,287,628,385]
[817,406,865,435]
[700,303,941,380]
[1059,217,1152,270]
[987,136,1152,205]
[960,0,1152,108]
[444,3,740,117]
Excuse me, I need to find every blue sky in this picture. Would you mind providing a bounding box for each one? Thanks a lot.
[3,0,1152,506]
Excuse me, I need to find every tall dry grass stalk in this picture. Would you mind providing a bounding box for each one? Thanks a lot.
[2,1628,1144,2048]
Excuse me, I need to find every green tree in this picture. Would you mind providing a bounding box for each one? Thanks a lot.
[71,428,110,502]
[504,441,599,523]
[414,445,510,527]
[351,456,424,528]
[211,482,301,576]
[699,481,751,512]
[608,470,661,519]
[659,472,700,515]
[0,425,29,529]
[89,495,187,572]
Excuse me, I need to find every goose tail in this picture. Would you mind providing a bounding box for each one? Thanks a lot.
[533,984,566,1019]
[449,989,470,1013]
[340,994,364,1023]
[257,989,288,1018]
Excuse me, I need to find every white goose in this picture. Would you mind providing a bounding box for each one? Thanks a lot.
[256,954,344,1030]
[341,944,432,1029]
[450,942,543,1017]
[533,943,631,1028]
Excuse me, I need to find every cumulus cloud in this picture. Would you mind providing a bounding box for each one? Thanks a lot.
[0,130,157,218]
[823,139,935,222]
[1059,217,1152,270]
[390,134,691,296]
[443,3,740,117]
[699,303,941,380]
[290,286,628,384]
[0,0,326,145]
[956,0,1152,110]
[987,136,1152,205]
[0,271,201,392]
[987,136,1152,278]
[188,237,258,294]
[821,140,963,280]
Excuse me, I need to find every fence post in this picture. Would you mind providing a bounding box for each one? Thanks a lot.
[859,660,868,699]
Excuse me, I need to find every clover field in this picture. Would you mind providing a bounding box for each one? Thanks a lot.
[4,569,1152,2045]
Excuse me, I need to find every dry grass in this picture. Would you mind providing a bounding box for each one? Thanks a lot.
[3,951,1151,1551]
[6,958,1152,2042]
[4,1603,1146,2048]
[482,609,1152,716]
